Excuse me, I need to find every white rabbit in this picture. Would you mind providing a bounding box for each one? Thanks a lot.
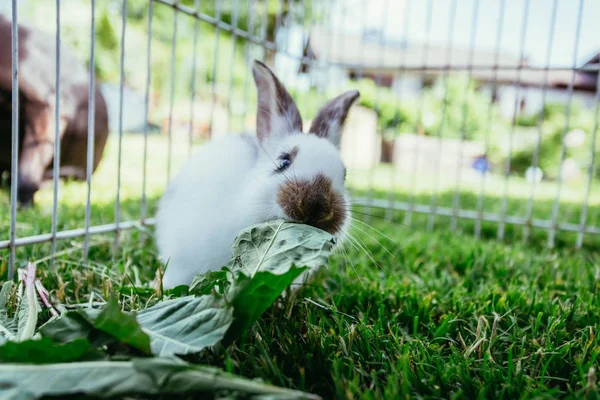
[156,60,360,289]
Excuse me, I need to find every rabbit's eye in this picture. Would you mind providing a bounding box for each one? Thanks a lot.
[274,148,297,174]
[276,157,292,173]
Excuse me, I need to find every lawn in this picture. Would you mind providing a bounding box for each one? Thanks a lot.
[0,134,599,399]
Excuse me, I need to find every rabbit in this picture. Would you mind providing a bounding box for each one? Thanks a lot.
[156,60,360,289]
[0,15,109,207]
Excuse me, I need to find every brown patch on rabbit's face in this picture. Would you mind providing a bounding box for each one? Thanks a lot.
[277,173,346,234]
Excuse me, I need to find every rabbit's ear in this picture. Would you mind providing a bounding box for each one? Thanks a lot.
[308,90,360,147]
[252,60,302,142]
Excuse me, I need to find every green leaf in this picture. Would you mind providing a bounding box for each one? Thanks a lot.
[0,282,16,343]
[164,284,190,297]
[136,295,234,357]
[220,220,334,338]
[227,220,335,276]
[0,281,14,311]
[225,267,307,339]
[41,296,232,357]
[38,221,334,360]
[0,357,321,400]
[189,269,231,296]
[93,297,151,355]
[15,268,39,342]
[0,337,104,363]
[40,300,151,355]
[39,310,97,344]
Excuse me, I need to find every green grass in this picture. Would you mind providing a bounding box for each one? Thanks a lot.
[1,134,600,399]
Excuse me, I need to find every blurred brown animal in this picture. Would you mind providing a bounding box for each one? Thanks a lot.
[0,15,109,207]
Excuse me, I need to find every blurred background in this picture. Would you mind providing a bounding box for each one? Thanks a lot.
[1,0,599,265]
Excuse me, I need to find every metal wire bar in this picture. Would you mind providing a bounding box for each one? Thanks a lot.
[151,0,600,74]
[188,0,201,153]
[343,0,363,200]
[141,0,153,225]
[347,64,600,73]
[576,67,600,247]
[324,1,335,98]
[427,0,458,231]
[522,0,559,242]
[259,0,268,61]
[159,0,255,40]
[275,0,283,53]
[338,2,352,108]
[240,0,257,131]
[225,0,240,133]
[497,0,531,240]
[208,0,222,138]
[8,0,20,279]
[4,0,600,260]
[386,0,413,221]
[83,0,97,259]
[113,0,128,254]
[50,0,62,268]
[285,0,294,89]
[354,198,600,236]
[404,0,434,227]
[281,0,293,88]
[298,0,310,120]
[272,0,284,81]
[2,203,600,252]
[474,0,506,239]
[450,0,480,231]
[365,0,391,224]
[548,0,585,247]
[166,6,178,182]
[0,219,157,249]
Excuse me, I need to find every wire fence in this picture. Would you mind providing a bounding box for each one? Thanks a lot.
[1,0,599,280]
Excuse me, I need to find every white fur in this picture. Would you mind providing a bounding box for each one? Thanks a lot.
[156,132,350,289]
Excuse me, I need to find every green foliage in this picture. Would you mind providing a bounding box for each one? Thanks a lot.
[92,297,152,354]
[0,221,333,399]
[0,282,17,343]
[41,297,152,355]
[510,101,600,177]
[227,220,335,276]
[0,337,103,364]
[226,268,306,338]
[136,295,233,356]
[423,75,495,140]
[301,75,496,139]
[16,270,39,342]
[0,270,39,344]
[94,8,120,81]
[346,79,416,133]
[190,270,231,296]
[0,358,318,400]
[39,309,106,346]
[222,220,334,336]
[515,112,539,127]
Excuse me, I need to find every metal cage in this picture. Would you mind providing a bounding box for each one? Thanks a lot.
[1,0,599,280]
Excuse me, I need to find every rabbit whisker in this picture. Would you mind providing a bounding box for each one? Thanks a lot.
[347,209,421,232]
[350,217,399,244]
[338,241,366,288]
[346,233,384,272]
[350,220,395,259]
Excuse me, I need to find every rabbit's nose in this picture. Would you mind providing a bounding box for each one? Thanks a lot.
[277,174,346,234]
[299,193,329,224]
